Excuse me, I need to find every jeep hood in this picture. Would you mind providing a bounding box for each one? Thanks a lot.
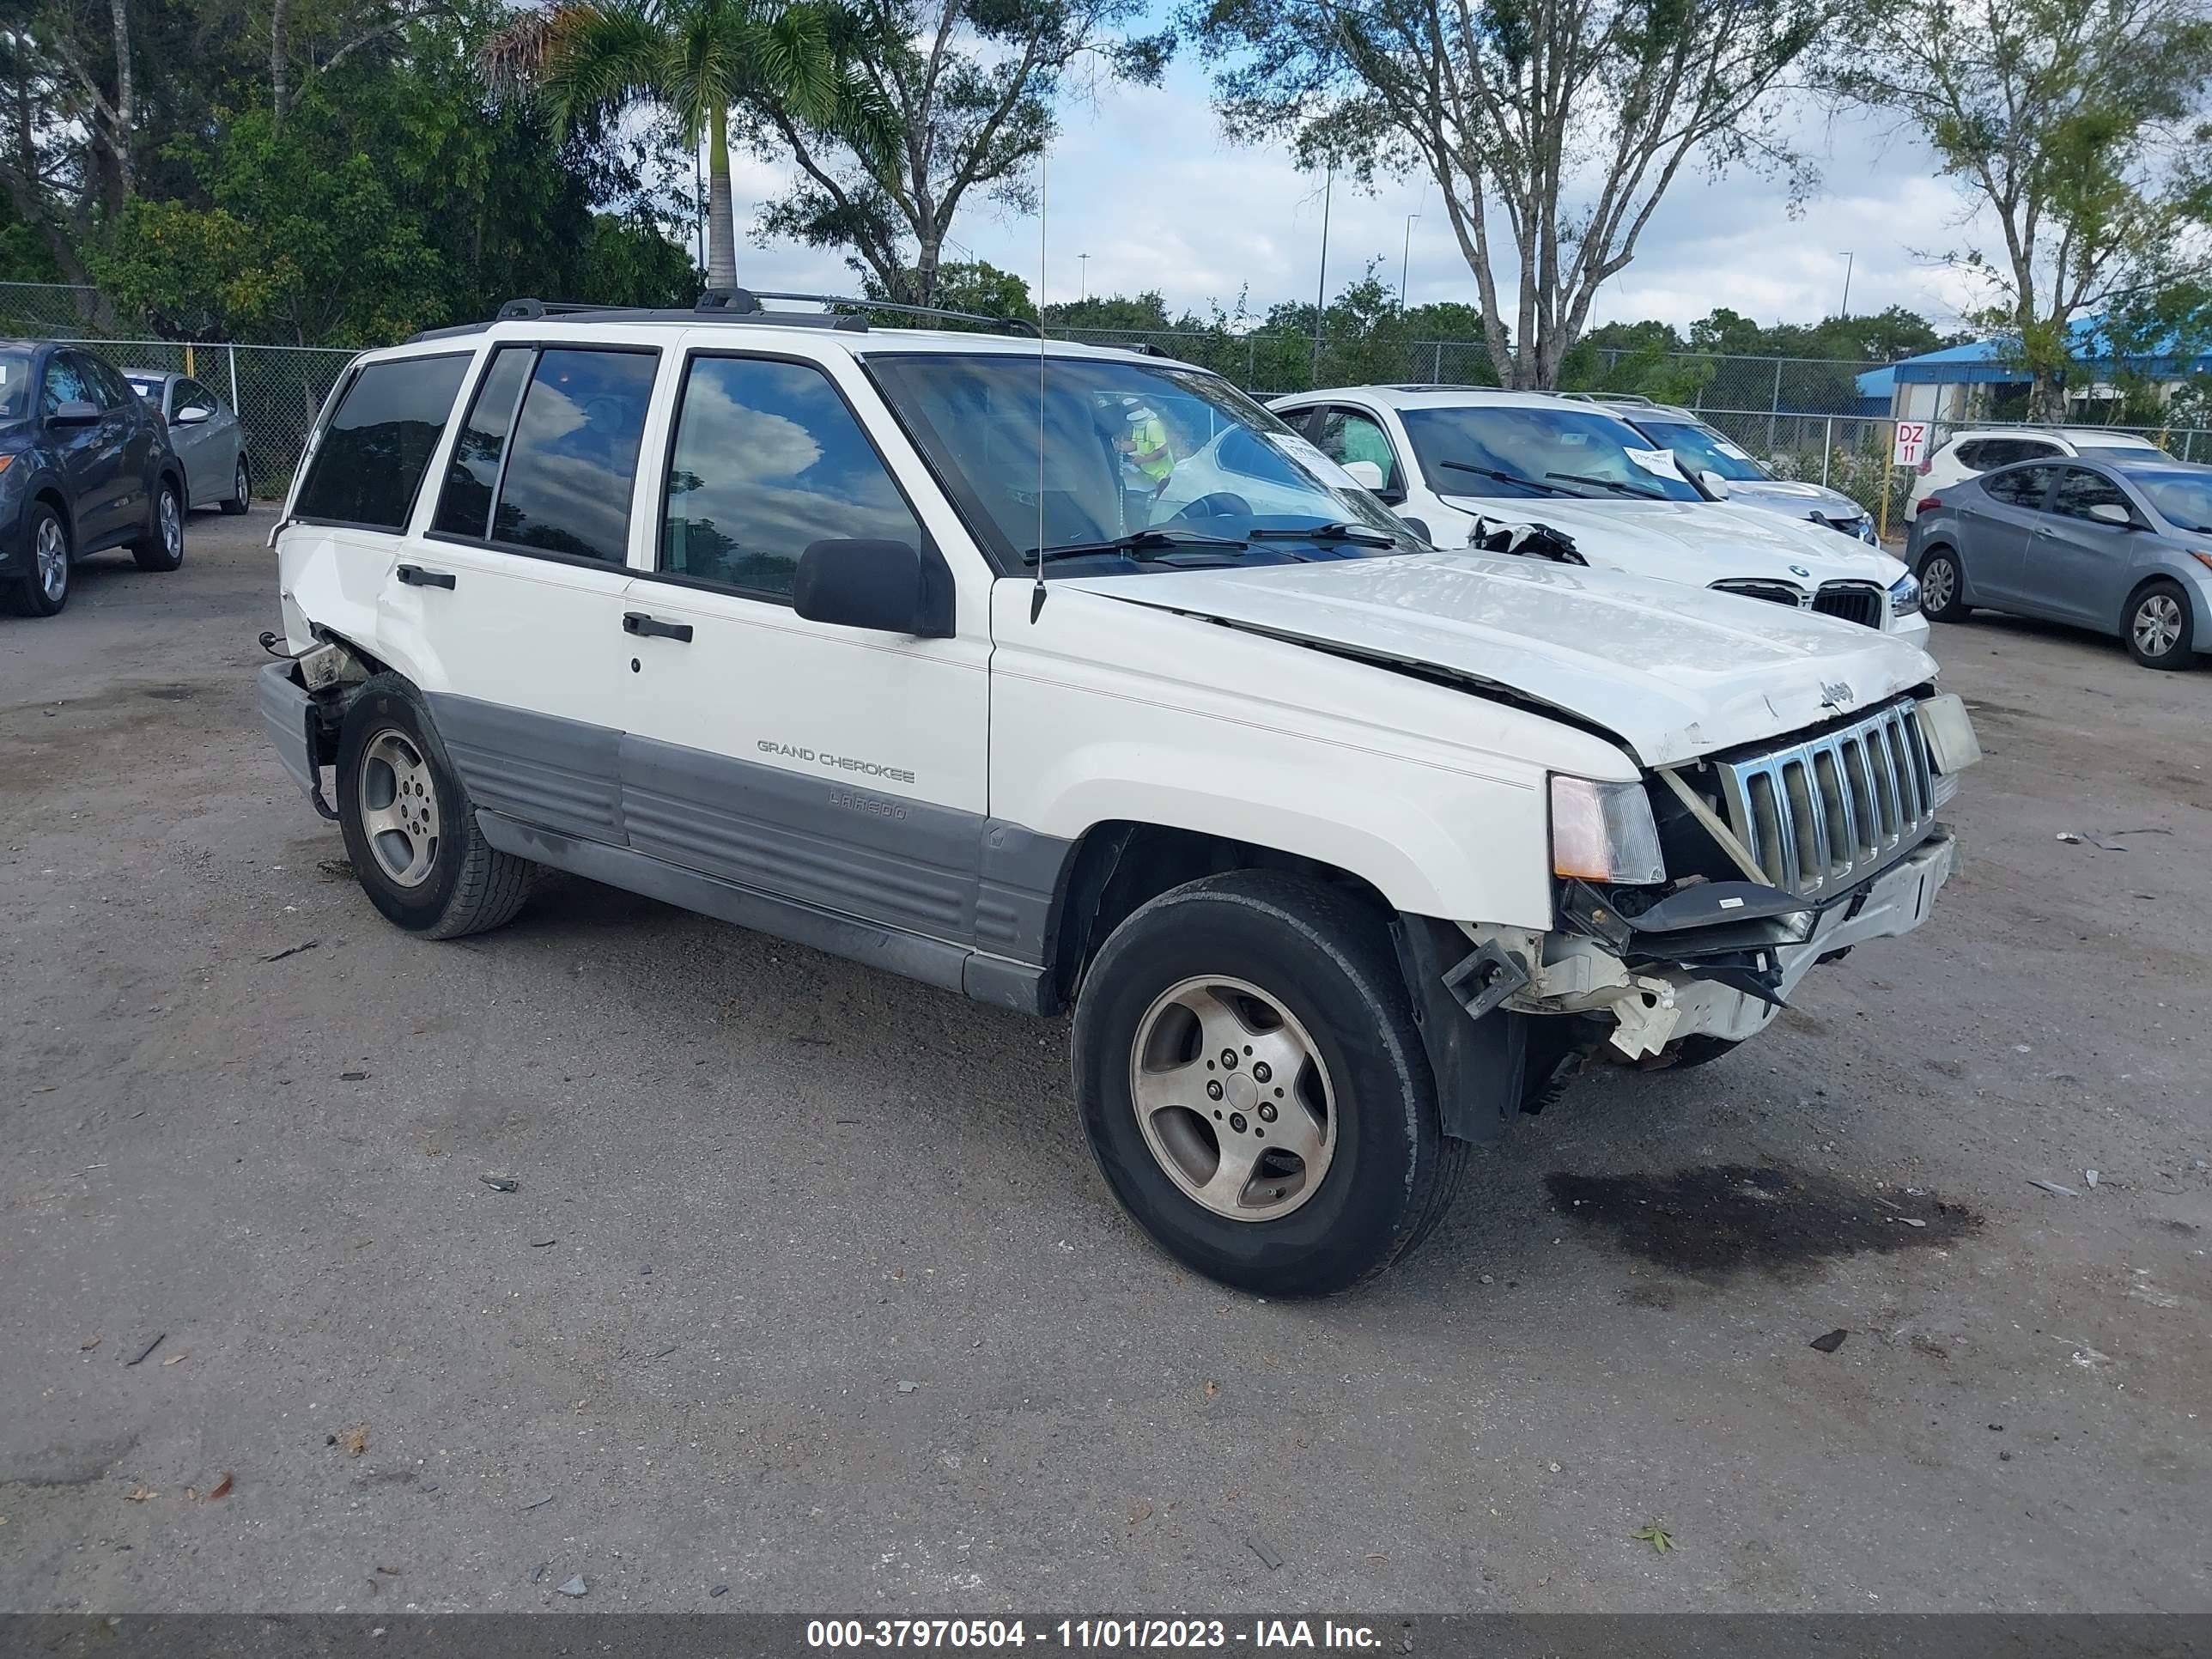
[1069,553,1936,768]
[1436,494,1905,585]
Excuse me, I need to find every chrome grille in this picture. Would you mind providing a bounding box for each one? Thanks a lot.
[1813,581,1885,629]
[1711,699,1936,897]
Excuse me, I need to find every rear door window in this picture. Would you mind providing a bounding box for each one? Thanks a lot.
[1983,464,2055,508]
[293,354,471,531]
[433,347,657,564]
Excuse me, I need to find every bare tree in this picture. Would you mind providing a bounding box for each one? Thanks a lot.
[1834,0,2212,420]
[750,0,1170,307]
[1188,0,1837,387]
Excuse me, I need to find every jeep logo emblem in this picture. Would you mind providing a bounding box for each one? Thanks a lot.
[1819,680,1854,709]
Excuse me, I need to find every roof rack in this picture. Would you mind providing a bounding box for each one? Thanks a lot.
[408,287,1042,344]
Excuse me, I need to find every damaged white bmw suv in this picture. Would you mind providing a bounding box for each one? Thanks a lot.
[261,294,1980,1295]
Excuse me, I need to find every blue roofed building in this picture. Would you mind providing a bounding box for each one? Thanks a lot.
[1868,315,2212,422]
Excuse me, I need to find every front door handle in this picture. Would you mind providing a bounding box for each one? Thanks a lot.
[396,564,456,589]
[623,611,693,642]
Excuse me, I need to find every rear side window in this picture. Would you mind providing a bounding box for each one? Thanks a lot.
[1953,441,1988,469]
[433,347,656,564]
[1984,464,2054,508]
[294,355,471,531]
[659,355,921,602]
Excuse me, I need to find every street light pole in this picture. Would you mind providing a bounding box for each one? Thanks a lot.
[1311,166,1333,387]
[1401,213,1419,313]
[1078,252,1089,303]
[1838,251,1854,319]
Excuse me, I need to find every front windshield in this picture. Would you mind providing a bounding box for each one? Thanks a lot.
[1397,404,1703,501]
[0,349,30,422]
[1630,416,1771,483]
[2134,470,2212,532]
[866,352,1417,574]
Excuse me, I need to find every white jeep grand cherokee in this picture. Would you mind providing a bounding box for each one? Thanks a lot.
[260,294,1980,1296]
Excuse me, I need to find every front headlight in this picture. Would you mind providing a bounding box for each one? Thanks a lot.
[1858,518,1880,544]
[1550,775,1666,884]
[1888,571,1921,617]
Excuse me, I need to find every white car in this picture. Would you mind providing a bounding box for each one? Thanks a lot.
[1265,386,1928,644]
[260,295,1978,1295]
[1905,426,2166,522]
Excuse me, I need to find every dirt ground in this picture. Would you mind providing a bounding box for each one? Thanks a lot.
[1,513,2206,1613]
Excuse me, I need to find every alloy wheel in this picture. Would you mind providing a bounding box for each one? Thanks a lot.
[1127,976,1336,1221]
[357,729,442,888]
[34,516,66,603]
[2134,593,2184,659]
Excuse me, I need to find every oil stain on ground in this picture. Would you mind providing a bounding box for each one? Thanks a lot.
[1547,1164,1979,1283]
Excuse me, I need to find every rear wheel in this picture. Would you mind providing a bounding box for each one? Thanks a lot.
[1073,871,1464,1296]
[131,478,184,571]
[221,457,250,515]
[336,674,536,939]
[2126,580,2196,670]
[3,503,70,617]
[1917,546,1970,623]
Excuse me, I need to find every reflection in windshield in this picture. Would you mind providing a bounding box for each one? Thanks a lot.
[1398,405,1704,502]
[0,349,29,422]
[866,353,1415,574]
[1630,417,1771,483]
[2135,470,2212,531]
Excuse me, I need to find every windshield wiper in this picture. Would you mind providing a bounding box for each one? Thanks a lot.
[1436,459,1576,496]
[1019,528,1249,566]
[1547,471,1664,500]
[1244,521,1400,547]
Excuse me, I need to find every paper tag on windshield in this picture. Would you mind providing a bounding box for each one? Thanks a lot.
[1267,431,1364,490]
[1626,447,1685,477]
[1715,440,1752,461]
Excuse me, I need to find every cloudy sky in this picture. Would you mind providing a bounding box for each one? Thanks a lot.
[712,52,1999,333]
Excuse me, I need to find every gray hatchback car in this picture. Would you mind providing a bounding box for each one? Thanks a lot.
[122,368,251,514]
[1907,453,2212,669]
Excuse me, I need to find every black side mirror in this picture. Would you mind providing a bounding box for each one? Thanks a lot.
[51,399,100,428]
[793,538,954,638]
[1398,516,1433,542]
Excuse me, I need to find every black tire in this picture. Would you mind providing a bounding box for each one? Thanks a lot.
[1072,870,1465,1296]
[221,457,251,515]
[2124,579,2197,671]
[1916,545,1971,623]
[131,477,185,571]
[335,673,536,939]
[1662,1035,1739,1070]
[3,500,70,617]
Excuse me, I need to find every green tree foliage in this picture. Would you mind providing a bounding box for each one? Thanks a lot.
[1834,0,2212,418]
[6,0,698,343]
[1188,0,1841,388]
[479,0,883,294]
[749,0,1170,307]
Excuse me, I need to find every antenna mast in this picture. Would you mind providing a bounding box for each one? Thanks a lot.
[1030,149,1049,623]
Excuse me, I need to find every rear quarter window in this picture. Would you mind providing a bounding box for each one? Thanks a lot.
[294,354,472,531]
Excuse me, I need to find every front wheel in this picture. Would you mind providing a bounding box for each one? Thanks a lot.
[2126,580,2196,670]
[131,479,184,571]
[3,502,70,617]
[1917,546,1970,623]
[1073,871,1464,1296]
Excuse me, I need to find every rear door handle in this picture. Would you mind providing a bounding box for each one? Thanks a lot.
[396,564,456,589]
[623,611,693,642]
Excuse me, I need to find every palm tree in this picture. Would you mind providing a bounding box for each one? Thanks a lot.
[479,0,879,294]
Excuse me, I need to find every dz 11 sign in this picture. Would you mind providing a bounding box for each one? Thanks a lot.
[1893,420,1930,468]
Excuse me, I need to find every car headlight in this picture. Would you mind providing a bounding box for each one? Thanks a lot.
[1550,775,1666,884]
[1888,571,1921,617]
[1857,518,1880,544]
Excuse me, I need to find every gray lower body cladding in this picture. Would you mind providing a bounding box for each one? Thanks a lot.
[422,693,1067,1012]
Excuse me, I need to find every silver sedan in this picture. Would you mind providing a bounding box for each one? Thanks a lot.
[1907,453,2212,669]
[123,368,251,514]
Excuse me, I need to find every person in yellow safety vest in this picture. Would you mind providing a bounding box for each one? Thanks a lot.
[1116,399,1174,496]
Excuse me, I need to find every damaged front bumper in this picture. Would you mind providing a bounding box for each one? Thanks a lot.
[1475,829,1959,1059]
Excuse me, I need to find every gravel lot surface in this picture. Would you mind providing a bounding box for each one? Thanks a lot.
[2,513,2206,1613]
